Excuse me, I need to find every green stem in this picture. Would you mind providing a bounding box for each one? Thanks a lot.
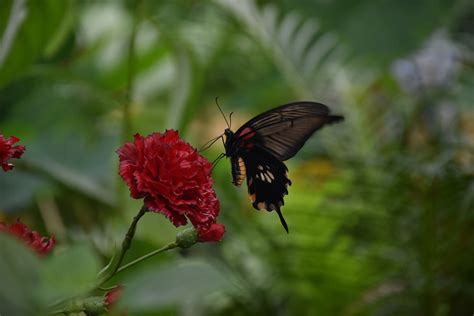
[117,205,147,268]
[98,285,119,292]
[115,242,178,275]
[50,296,106,315]
[100,206,147,284]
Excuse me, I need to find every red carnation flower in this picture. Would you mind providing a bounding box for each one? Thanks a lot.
[198,223,226,242]
[0,220,55,255]
[117,130,221,236]
[0,134,25,172]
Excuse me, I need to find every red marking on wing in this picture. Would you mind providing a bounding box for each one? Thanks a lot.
[239,127,256,140]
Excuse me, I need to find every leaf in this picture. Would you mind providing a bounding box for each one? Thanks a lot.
[23,157,116,206]
[0,74,119,209]
[0,170,47,212]
[119,260,232,312]
[0,0,72,86]
[36,244,101,304]
[0,234,41,316]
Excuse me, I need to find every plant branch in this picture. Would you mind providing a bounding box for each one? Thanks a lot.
[115,241,178,275]
[118,206,147,268]
[99,205,147,284]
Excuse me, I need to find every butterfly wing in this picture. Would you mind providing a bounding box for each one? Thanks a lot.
[233,101,344,161]
[227,101,344,232]
[231,147,292,232]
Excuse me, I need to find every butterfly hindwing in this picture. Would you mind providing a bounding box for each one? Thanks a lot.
[241,147,292,232]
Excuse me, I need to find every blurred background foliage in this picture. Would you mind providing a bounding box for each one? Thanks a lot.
[1,0,473,315]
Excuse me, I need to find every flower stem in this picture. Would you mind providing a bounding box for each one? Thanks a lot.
[117,205,147,267]
[99,205,147,284]
[115,242,177,275]
[98,285,119,292]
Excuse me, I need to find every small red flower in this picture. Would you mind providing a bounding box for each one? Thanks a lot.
[198,223,226,242]
[0,220,55,255]
[105,285,123,307]
[117,130,221,236]
[0,134,25,172]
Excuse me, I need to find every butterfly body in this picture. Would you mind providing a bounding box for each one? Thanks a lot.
[223,102,343,232]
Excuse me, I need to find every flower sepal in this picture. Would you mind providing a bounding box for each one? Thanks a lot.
[60,296,107,315]
[176,223,226,248]
[176,227,198,248]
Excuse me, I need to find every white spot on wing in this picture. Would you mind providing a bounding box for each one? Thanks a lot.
[263,173,272,183]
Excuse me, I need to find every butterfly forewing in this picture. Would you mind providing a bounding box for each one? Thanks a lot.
[234,102,343,161]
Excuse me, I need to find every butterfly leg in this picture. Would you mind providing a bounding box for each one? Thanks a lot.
[211,153,226,171]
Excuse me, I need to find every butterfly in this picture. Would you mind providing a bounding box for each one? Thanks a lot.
[204,101,344,233]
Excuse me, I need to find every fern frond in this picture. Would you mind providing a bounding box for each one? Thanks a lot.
[215,0,341,99]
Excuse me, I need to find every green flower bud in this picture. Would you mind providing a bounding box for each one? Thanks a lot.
[176,227,198,248]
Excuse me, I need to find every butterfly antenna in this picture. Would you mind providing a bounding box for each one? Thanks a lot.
[215,97,230,129]
[229,112,234,129]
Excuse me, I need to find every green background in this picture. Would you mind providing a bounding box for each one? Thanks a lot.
[1,0,473,315]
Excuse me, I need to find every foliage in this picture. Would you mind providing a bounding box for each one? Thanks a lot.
[0,0,473,315]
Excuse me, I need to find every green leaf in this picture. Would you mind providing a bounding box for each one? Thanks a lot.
[36,244,101,304]
[0,73,118,209]
[0,0,72,86]
[0,234,41,316]
[119,260,232,312]
[0,170,47,211]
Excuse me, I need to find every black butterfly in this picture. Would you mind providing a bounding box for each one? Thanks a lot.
[206,101,344,233]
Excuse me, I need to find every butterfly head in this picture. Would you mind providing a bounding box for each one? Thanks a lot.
[224,128,233,137]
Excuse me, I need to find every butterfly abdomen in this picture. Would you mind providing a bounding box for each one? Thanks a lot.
[231,156,246,186]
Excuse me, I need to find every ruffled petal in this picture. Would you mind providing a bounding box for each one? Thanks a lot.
[117,130,223,239]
